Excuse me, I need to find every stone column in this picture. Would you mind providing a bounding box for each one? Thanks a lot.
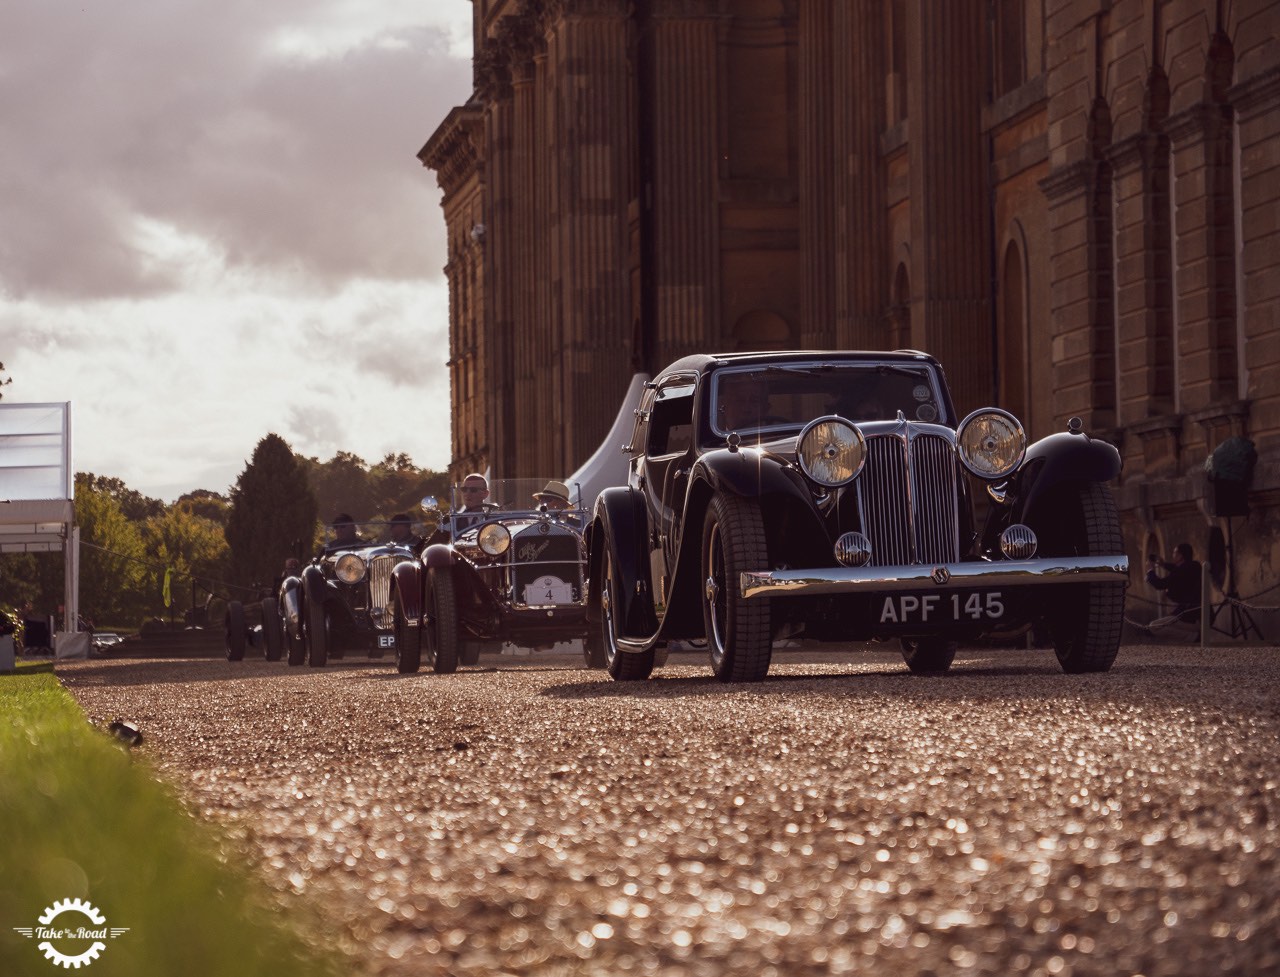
[797,0,835,348]
[834,0,888,349]
[549,1,637,473]
[906,0,993,412]
[644,3,721,365]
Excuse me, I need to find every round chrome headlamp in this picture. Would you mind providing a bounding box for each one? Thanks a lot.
[797,416,867,487]
[957,409,1025,479]
[834,532,873,568]
[334,553,366,584]
[1000,524,1038,560]
[478,522,511,556]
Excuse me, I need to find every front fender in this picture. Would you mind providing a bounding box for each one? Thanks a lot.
[301,565,329,606]
[691,446,807,500]
[280,576,302,636]
[589,486,657,639]
[422,543,455,570]
[390,560,423,624]
[1009,431,1123,529]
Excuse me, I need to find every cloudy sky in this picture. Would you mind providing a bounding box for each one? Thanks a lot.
[1,0,473,502]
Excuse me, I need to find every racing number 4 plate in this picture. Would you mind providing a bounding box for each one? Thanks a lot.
[879,591,1005,624]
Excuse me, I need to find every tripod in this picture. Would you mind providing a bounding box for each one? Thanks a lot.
[1209,516,1263,641]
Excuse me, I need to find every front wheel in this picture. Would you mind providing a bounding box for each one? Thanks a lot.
[225,601,246,661]
[702,494,772,682]
[1044,482,1125,674]
[305,597,329,668]
[600,543,654,680]
[900,637,957,675]
[583,626,607,668]
[286,612,305,666]
[424,568,459,674]
[261,599,284,662]
[393,588,421,674]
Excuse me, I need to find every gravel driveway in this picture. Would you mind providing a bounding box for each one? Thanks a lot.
[61,644,1279,976]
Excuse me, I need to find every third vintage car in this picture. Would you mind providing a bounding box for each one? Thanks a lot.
[389,479,598,673]
[226,518,426,668]
[586,350,1130,681]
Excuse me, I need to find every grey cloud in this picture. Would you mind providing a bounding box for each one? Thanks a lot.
[0,1,469,302]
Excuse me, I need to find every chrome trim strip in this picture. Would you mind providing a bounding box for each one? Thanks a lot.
[740,555,1130,599]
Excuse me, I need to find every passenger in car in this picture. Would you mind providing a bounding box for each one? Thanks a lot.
[532,480,580,524]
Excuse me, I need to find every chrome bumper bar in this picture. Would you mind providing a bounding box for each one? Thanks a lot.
[740,555,1129,600]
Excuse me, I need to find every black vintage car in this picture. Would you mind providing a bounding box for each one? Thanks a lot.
[389,479,598,673]
[225,521,426,668]
[587,350,1131,681]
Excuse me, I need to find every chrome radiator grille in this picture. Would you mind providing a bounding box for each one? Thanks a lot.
[368,554,396,627]
[856,431,961,566]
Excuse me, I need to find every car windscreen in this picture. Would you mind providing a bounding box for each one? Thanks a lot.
[707,362,944,439]
[322,520,428,549]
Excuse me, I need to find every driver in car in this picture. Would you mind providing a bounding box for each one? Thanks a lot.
[387,513,422,548]
[324,513,364,552]
[455,473,496,531]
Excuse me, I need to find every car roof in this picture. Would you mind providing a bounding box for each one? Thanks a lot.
[653,349,942,382]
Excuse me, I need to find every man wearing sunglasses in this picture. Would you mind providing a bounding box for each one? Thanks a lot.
[454,473,496,532]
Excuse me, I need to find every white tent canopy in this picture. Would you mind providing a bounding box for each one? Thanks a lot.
[0,402,80,653]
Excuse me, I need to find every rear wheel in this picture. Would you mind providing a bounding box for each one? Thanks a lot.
[261,599,284,662]
[305,597,329,668]
[460,640,500,666]
[393,588,420,674]
[702,494,772,682]
[225,602,246,661]
[425,568,459,674]
[1044,482,1125,673]
[601,544,654,680]
[899,637,957,675]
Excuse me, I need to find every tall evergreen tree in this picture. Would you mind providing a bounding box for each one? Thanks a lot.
[225,434,318,589]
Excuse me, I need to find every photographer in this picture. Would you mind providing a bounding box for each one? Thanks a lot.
[1146,542,1202,625]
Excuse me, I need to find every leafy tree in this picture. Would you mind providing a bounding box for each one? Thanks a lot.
[79,473,164,522]
[225,434,318,589]
[74,473,151,625]
[144,508,229,587]
[175,489,230,526]
[301,450,370,521]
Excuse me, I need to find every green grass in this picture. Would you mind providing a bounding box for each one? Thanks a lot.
[0,670,349,977]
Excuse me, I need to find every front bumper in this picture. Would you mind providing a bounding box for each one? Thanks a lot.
[740,555,1129,600]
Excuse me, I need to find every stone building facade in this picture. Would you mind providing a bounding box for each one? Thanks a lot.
[420,0,1279,624]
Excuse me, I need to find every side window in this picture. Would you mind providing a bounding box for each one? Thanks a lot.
[647,383,695,457]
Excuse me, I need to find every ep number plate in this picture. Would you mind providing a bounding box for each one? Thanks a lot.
[378,634,397,649]
[879,592,1005,624]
